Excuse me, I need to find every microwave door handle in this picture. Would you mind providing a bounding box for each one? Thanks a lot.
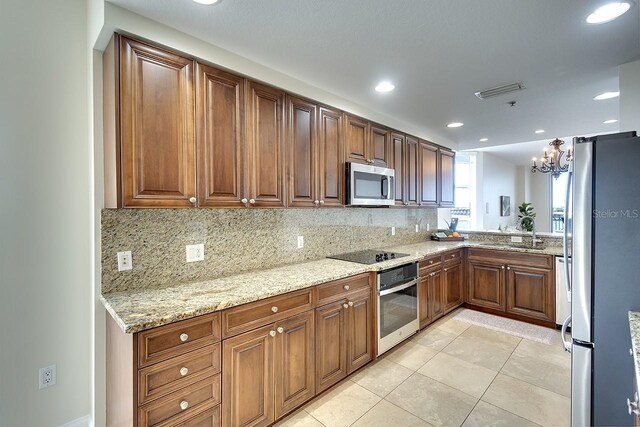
[388,175,393,200]
[381,177,388,198]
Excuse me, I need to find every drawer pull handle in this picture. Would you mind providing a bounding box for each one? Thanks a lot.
[429,260,433,264]
[180,367,189,376]
[344,285,350,290]
[271,306,278,313]
[343,303,349,309]
[180,400,189,411]
[269,330,276,337]
[451,254,456,258]
[179,333,189,342]
[348,301,354,307]
[277,327,284,334]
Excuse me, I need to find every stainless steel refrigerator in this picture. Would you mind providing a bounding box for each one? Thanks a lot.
[562,131,640,426]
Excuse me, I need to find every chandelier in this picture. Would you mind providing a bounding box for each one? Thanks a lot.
[531,138,572,179]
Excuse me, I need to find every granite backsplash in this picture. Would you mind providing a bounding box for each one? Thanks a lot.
[101,207,438,293]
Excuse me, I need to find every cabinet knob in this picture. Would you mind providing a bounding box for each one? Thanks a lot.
[188,197,197,205]
[271,306,278,313]
[451,254,456,258]
[501,266,505,270]
[344,285,350,290]
[269,330,276,337]
[277,326,284,334]
[430,272,435,277]
[241,198,248,204]
[404,202,409,206]
[314,200,320,206]
[343,303,349,309]
[444,268,448,272]
[249,199,256,204]
[507,266,511,270]
[348,301,354,307]
[179,333,189,342]
[320,200,325,205]
[180,400,189,411]
[429,260,433,264]
[179,367,189,376]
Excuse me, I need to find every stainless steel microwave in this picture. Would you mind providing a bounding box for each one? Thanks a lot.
[346,162,395,206]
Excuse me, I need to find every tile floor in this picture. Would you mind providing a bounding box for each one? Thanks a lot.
[275,309,571,427]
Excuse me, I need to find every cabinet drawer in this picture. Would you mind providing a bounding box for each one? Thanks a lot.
[419,254,442,270]
[176,405,220,427]
[138,375,221,427]
[137,313,221,368]
[222,288,313,338]
[138,344,221,405]
[315,274,371,306]
[443,250,463,263]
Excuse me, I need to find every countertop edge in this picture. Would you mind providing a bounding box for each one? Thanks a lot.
[629,311,640,398]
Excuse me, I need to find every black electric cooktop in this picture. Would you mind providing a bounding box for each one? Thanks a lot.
[327,249,409,265]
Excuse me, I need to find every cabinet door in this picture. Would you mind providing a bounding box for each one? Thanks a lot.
[418,276,431,328]
[346,291,374,373]
[506,266,554,322]
[317,106,344,207]
[119,36,196,207]
[345,114,369,164]
[391,132,406,206]
[428,269,445,322]
[287,96,317,207]
[444,262,464,312]
[222,324,274,427]
[468,261,506,311]
[440,149,455,207]
[419,141,439,207]
[274,311,315,420]
[196,63,245,207]
[405,136,420,206]
[370,125,390,167]
[315,301,347,393]
[246,81,286,207]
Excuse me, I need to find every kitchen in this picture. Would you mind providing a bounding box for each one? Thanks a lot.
[2,1,640,427]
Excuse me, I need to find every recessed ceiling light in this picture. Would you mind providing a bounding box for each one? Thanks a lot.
[594,91,620,100]
[586,2,631,24]
[479,138,488,142]
[603,119,619,124]
[193,0,219,4]
[447,122,464,128]
[535,129,545,134]
[375,81,395,93]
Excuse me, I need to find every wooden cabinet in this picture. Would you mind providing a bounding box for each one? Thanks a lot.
[317,106,344,206]
[391,132,406,206]
[369,124,390,166]
[196,63,246,208]
[468,260,506,311]
[506,265,554,322]
[419,140,439,207]
[443,261,464,313]
[345,114,369,164]
[110,35,197,208]
[419,251,463,328]
[405,136,420,206]
[439,149,455,207]
[315,300,348,393]
[346,290,374,373]
[428,269,445,322]
[287,96,318,207]
[418,277,430,328]
[246,81,286,207]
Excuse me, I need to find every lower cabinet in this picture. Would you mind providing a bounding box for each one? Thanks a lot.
[506,265,554,322]
[428,269,445,322]
[443,261,463,313]
[222,311,315,427]
[419,250,464,329]
[467,260,506,311]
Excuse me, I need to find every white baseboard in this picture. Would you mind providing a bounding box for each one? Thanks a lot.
[59,414,92,427]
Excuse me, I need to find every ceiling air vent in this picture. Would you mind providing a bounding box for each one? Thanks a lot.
[475,82,526,100]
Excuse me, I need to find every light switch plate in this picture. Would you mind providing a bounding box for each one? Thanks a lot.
[391,227,396,236]
[117,251,132,272]
[186,244,205,262]
[415,224,419,233]
[297,236,304,249]
[511,236,523,243]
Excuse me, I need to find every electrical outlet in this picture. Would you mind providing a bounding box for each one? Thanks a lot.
[39,364,56,389]
[117,251,132,272]
[297,236,304,249]
[511,236,523,243]
[391,227,395,236]
[186,244,205,262]
[427,223,430,231]
[415,224,419,233]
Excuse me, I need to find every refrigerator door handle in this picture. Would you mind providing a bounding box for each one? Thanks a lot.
[563,170,573,300]
[561,315,571,352]
[572,344,592,427]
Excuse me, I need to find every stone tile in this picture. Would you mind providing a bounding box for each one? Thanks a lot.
[436,319,471,336]
[460,325,522,352]
[305,381,381,427]
[501,352,571,397]
[514,338,571,369]
[275,409,325,427]
[462,401,540,427]
[384,340,438,371]
[386,373,477,427]
[482,374,571,427]
[412,327,458,351]
[351,400,434,427]
[442,335,513,371]
[351,358,413,397]
[418,352,498,398]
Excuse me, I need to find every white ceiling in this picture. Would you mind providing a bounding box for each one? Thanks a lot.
[107,0,640,150]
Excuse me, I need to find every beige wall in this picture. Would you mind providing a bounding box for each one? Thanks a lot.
[0,0,92,425]
[620,60,640,133]
[478,152,519,230]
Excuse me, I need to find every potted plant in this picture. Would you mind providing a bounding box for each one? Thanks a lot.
[517,202,536,232]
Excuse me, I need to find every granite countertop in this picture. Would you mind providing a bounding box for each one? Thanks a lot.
[102,240,563,334]
[629,311,640,396]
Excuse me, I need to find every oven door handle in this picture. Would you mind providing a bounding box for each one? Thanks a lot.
[379,279,418,296]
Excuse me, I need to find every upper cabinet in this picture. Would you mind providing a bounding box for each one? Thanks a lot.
[287,95,317,207]
[390,132,406,206]
[439,149,455,207]
[109,35,197,208]
[419,140,439,207]
[196,63,245,208]
[317,106,345,207]
[344,114,369,164]
[405,136,420,207]
[369,124,390,167]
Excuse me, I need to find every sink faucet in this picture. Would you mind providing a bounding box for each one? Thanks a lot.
[518,215,543,248]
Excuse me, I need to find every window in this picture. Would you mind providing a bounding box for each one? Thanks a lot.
[551,173,569,232]
[451,153,476,230]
